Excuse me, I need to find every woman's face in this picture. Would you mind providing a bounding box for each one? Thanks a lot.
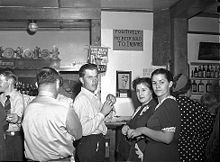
[151,74,173,99]
[136,83,152,105]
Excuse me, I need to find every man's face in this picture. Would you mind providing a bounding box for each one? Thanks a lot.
[0,75,9,93]
[80,69,98,92]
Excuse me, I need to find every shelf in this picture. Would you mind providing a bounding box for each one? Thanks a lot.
[0,58,53,69]
[191,77,219,80]
[190,62,220,66]
[192,92,220,95]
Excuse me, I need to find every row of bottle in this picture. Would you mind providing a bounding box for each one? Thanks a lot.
[191,80,214,93]
[15,82,38,96]
[191,64,219,78]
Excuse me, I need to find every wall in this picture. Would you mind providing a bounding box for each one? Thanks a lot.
[0,30,90,68]
[101,11,155,116]
[188,17,220,63]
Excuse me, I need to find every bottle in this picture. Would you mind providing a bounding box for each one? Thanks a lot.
[214,65,219,78]
[198,80,205,93]
[192,80,197,92]
[217,65,220,78]
[198,65,202,78]
[202,65,206,78]
[194,67,198,78]
[206,65,211,78]
[210,65,215,78]
[191,69,194,78]
[206,80,212,93]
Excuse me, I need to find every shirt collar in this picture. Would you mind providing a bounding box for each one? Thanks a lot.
[81,87,97,100]
[4,89,17,98]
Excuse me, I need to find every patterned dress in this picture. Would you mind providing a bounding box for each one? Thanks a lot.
[177,96,214,162]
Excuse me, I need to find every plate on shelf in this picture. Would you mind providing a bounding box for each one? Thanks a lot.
[2,48,14,58]
[40,49,50,59]
[23,49,34,58]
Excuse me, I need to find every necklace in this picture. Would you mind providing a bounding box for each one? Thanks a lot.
[155,95,176,111]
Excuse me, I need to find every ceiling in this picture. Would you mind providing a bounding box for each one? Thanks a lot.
[0,0,219,30]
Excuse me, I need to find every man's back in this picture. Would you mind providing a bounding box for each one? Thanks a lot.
[22,96,75,161]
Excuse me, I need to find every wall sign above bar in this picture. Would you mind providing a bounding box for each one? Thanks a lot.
[88,46,108,72]
[113,29,143,51]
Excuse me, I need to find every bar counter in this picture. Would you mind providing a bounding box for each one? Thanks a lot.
[105,116,131,162]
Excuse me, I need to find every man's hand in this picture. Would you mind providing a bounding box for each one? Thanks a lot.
[101,100,114,116]
[6,113,20,123]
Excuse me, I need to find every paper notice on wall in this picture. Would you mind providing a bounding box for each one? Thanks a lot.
[88,46,108,72]
[113,29,143,51]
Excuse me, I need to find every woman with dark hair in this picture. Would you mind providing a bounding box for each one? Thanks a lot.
[172,74,214,162]
[130,68,181,162]
[118,77,157,161]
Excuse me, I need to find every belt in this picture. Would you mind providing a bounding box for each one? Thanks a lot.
[5,131,22,136]
[27,156,71,162]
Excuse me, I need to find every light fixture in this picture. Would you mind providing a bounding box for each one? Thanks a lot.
[27,20,38,35]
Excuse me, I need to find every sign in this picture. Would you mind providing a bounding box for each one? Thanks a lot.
[113,29,143,51]
[88,46,108,72]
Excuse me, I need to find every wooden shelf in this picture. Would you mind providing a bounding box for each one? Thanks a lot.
[191,77,219,80]
[0,58,54,69]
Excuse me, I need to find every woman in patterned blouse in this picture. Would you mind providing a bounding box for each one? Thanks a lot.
[172,74,214,162]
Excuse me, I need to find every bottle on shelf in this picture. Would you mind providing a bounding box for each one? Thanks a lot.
[198,80,205,93]
[206,80,212,93]
[202,65,206,78]
[218,65,220,78]
[210,65,215,78]
[191,69,194,78]
[192,80,198,93]
[214,65,219,78]
[194,67,198,78]
[198,65,202,78]
[206,65,211,78]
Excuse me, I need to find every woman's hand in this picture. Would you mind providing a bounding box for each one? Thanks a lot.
[127,129,135,139]
[130,127,144,138]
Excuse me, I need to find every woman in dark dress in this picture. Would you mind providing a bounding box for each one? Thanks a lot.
[118,77,157,161]
[130,68,181,162]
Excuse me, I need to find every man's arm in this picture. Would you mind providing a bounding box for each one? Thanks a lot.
[66,108,82,140]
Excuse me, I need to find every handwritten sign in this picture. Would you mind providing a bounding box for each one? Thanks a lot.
[113,29,143,51]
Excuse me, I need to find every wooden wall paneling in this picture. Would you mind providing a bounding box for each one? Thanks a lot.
[0,0,59,7]
[152,9,172,66]
[0,7,100,20]
[172,18,188,76]
[60,8,101,20]
[90,19,101,46]
[60,0,100,8]
[170,0,217,18]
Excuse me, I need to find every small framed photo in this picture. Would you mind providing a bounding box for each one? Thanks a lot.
[116,71,132,97]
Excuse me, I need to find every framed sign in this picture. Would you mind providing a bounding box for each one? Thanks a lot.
[116,71,132,97]
[113,29,143,51]
[198,42,220,60]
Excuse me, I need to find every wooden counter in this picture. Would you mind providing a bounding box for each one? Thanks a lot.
[105,116,130,162]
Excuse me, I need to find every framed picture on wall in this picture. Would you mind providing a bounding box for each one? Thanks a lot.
[116,71,132,97]
[198,42,220,60]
